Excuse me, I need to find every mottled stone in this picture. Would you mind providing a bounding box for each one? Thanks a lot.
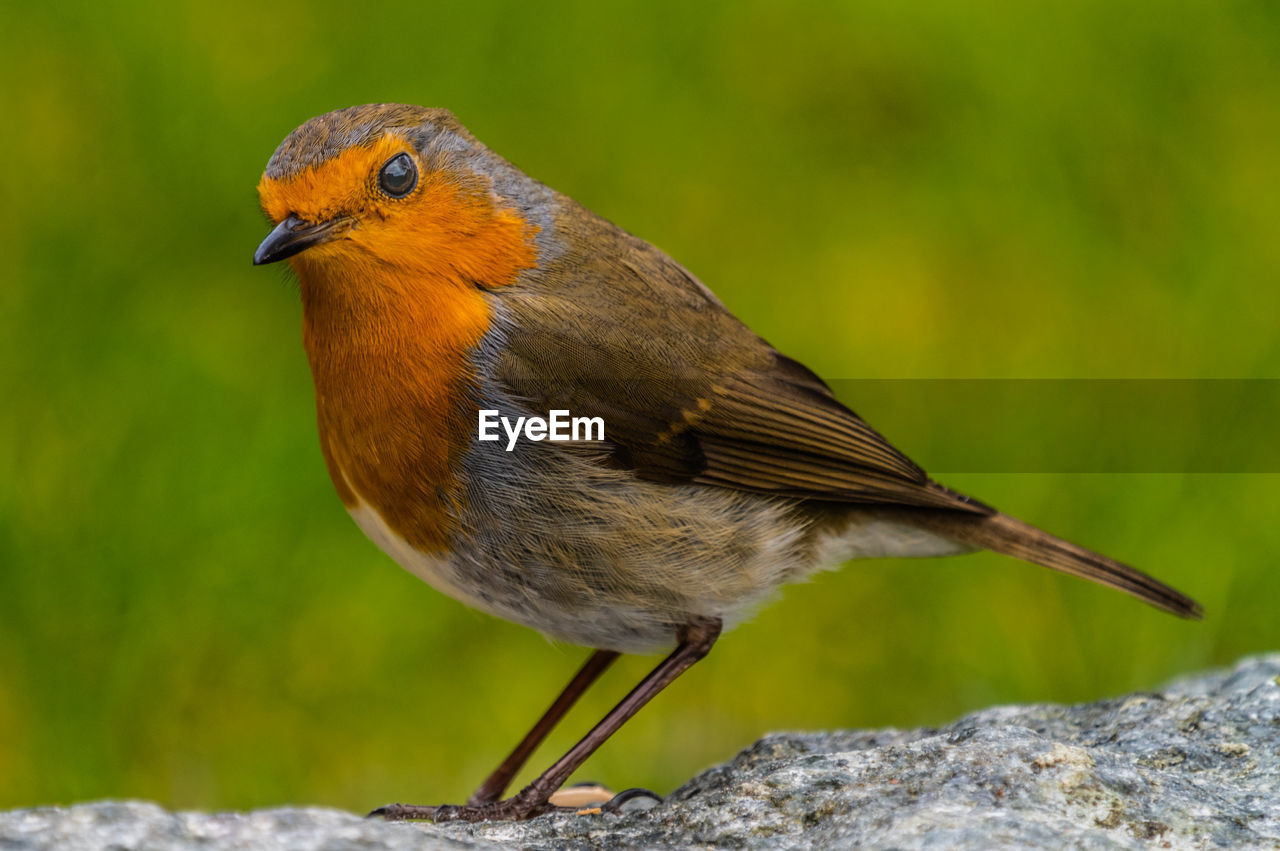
[4,654,1278,849]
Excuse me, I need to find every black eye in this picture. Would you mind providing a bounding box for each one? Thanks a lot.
[378,153,417,198]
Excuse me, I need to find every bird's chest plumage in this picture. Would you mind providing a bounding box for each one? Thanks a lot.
[298,264,492,555]
[311,347,466,553]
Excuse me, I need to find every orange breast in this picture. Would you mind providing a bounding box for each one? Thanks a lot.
[278,157,539,553]
[302,273,482,553]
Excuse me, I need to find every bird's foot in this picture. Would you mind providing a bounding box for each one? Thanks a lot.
[368,793,561,823]
[368,785,664,822]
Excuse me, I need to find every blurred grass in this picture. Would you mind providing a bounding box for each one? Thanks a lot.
[1,0,1277,813]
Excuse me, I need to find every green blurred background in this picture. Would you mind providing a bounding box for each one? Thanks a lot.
[2,0,1277,813]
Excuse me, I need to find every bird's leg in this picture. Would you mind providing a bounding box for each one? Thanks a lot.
[467,648,620,805]
[370,616,722,823]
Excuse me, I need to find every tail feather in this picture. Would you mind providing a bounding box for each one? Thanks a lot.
[912,510,1203,619]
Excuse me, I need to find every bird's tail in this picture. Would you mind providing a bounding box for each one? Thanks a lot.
[909,509,1203,619]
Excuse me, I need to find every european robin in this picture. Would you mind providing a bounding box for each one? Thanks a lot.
[253,104,1201,823]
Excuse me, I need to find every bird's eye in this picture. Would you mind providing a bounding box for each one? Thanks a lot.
[377,153,418,198]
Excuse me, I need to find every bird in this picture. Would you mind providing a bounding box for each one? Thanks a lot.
[253,103,1201,823]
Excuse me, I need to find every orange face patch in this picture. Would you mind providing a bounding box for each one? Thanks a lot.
[258,132,541,551]
[256,134,539,292]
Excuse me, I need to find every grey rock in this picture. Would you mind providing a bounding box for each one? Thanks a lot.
[3,654,1278,850]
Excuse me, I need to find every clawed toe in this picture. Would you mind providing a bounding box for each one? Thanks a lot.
[367,803,440,821]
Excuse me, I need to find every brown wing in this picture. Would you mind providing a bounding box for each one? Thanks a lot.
[684,354,989,512]
[489,202,990,515]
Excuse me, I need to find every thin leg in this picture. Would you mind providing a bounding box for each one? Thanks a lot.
[370,616,722,823]
[468,648,620,805]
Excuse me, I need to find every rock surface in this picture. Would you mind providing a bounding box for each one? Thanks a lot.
[3,654,1278,849]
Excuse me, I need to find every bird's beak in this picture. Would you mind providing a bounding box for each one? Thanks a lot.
[253,214,352,265]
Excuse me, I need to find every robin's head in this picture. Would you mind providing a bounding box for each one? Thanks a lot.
[254,104,543,289]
